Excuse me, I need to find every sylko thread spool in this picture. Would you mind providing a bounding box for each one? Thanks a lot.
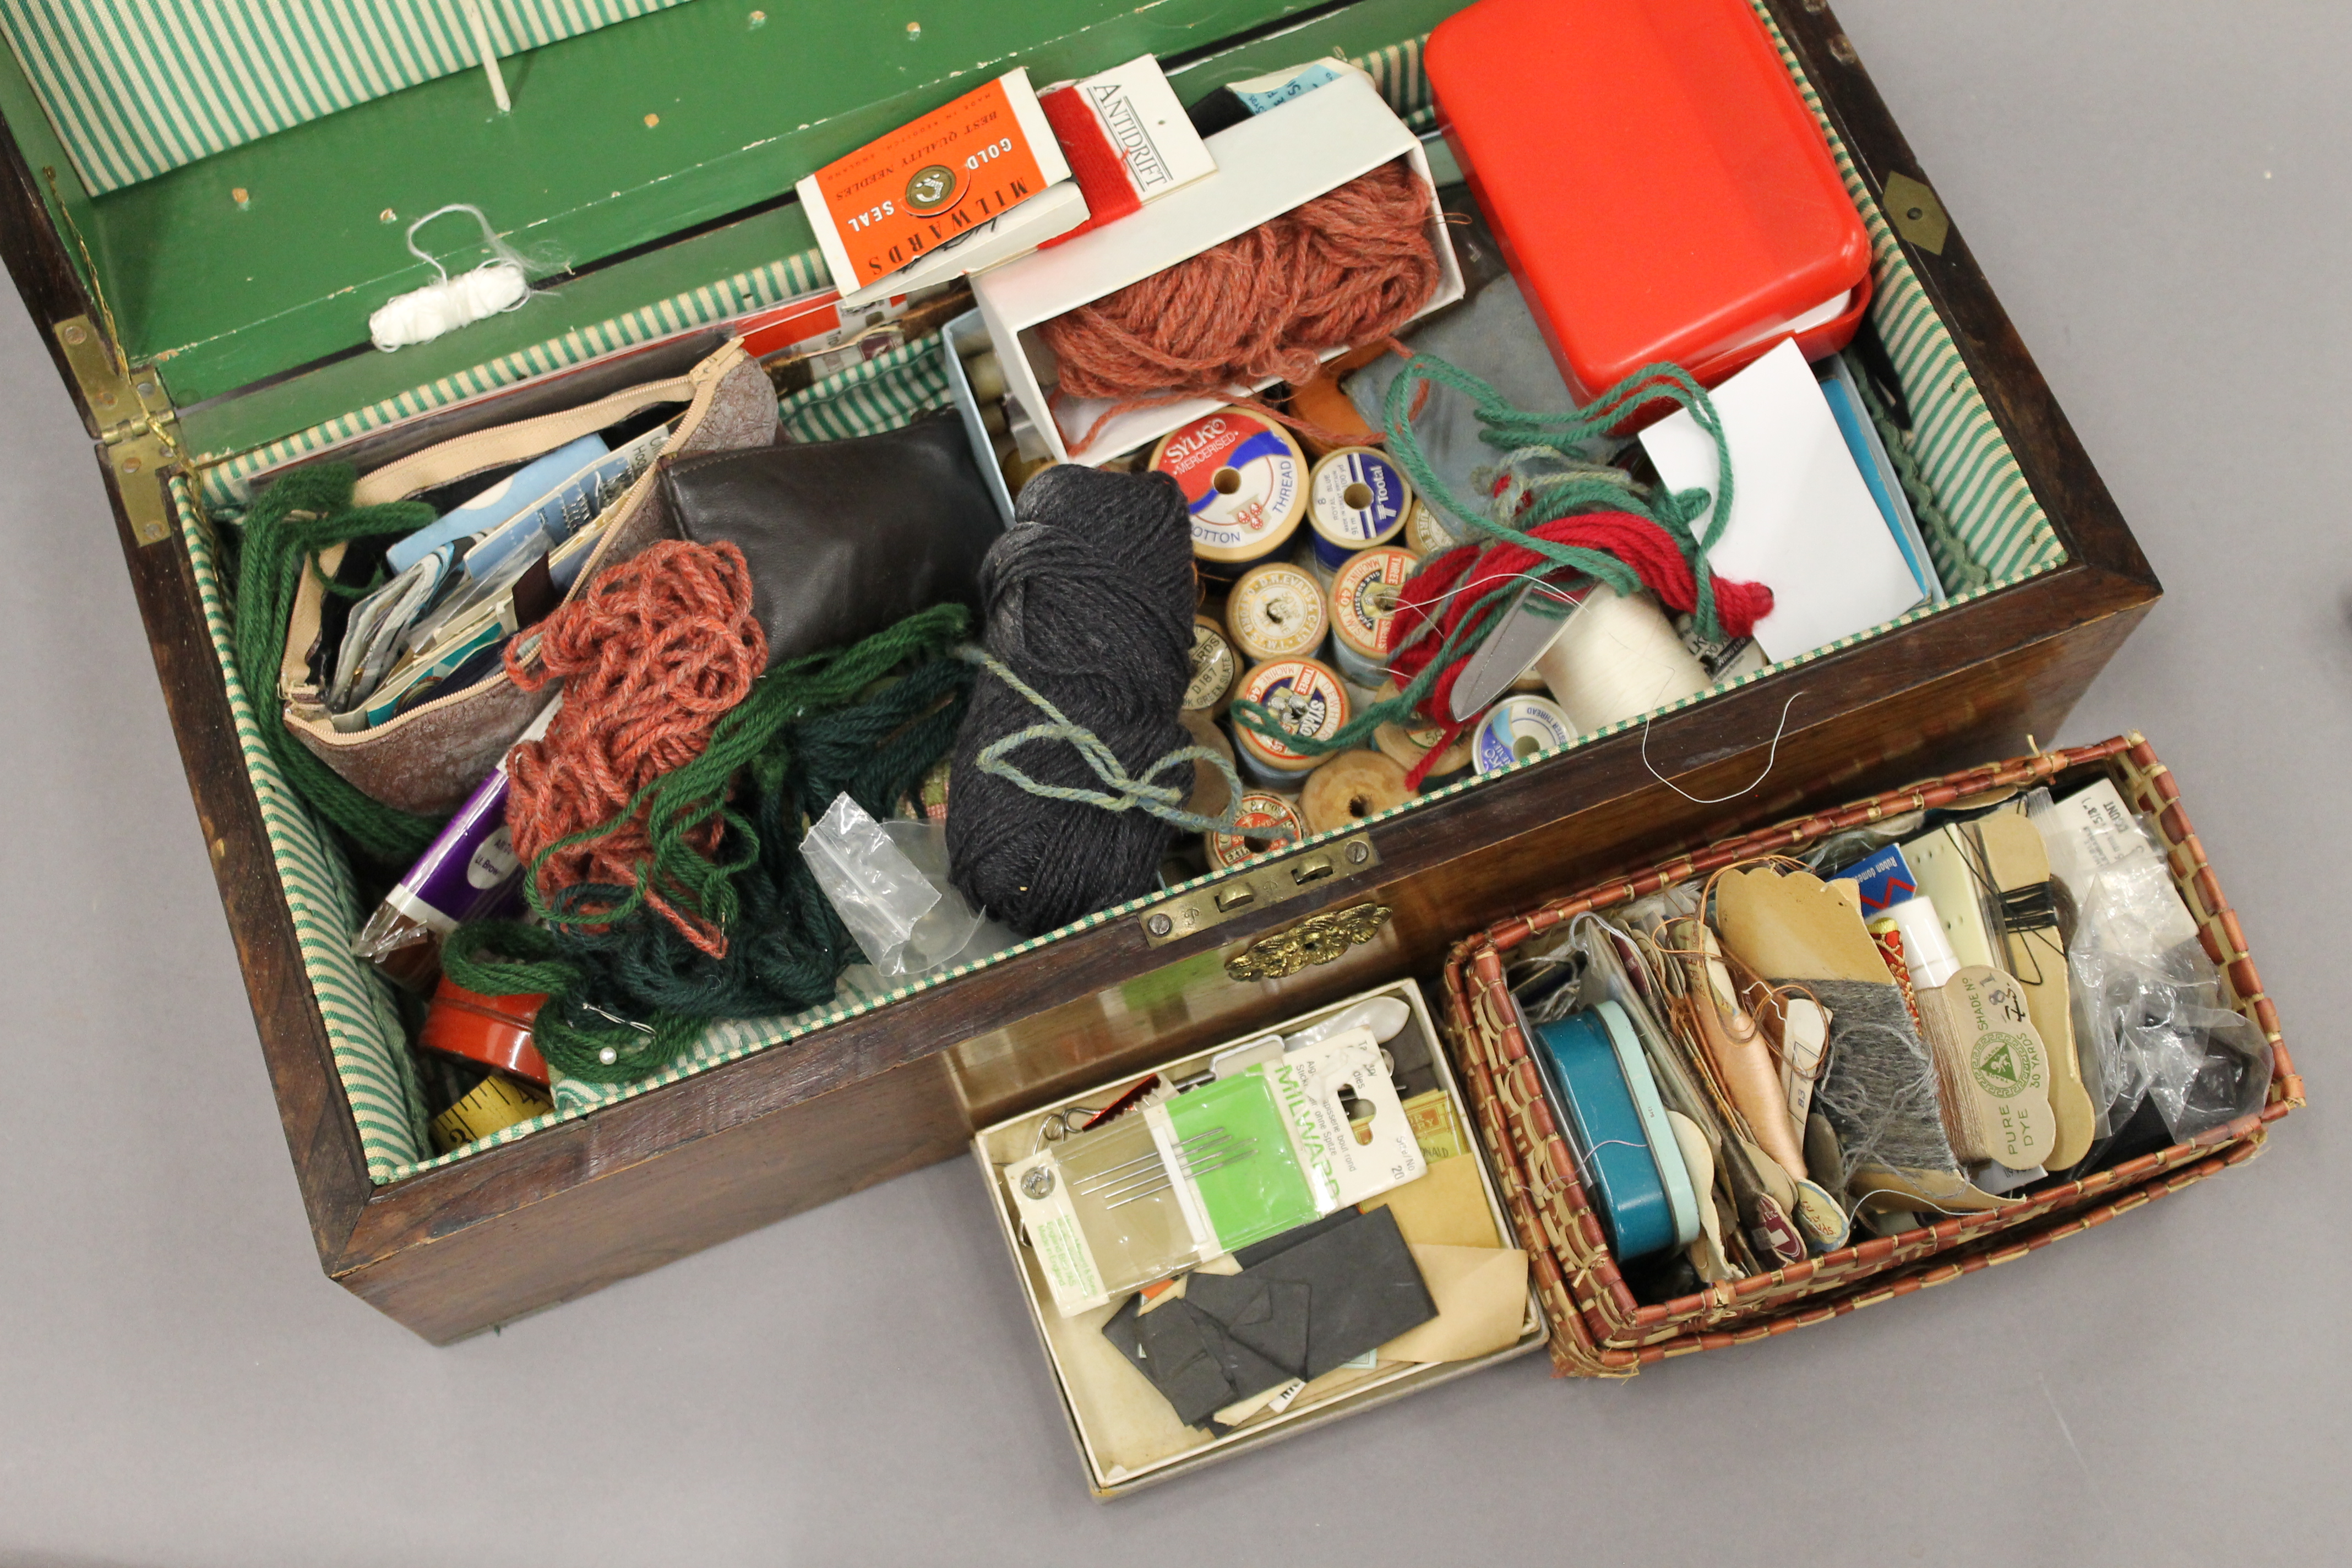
[1232,657,1352,787]
[1302,749,1413,835]
[1227,561,1329,664]
[1205,791,1309,870]
[1150,407,1307,579]
[1329,545,1414,687]
[1532,585,1713,733]
[1307,447,1414,572]
[1472,694,1576,775]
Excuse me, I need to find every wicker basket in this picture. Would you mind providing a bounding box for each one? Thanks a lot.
[1441,734,2302,1378]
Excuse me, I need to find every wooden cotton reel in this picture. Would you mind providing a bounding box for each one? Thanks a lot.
[1227,562,1329,664]
[1302,750,1412,835]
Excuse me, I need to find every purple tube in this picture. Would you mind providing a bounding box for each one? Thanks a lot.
[353,700,556,989]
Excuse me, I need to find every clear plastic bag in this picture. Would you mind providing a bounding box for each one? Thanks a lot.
[801,793,1011,984]
[2058,806,2271,1142]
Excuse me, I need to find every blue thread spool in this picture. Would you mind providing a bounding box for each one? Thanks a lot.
[1307,447,1412,572]
[1471,694,1575,775]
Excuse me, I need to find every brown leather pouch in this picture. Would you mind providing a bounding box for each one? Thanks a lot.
[276,339,778,815]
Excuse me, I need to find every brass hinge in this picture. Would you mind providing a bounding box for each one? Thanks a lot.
[53,314,181,546]
[1137,833,1380,947]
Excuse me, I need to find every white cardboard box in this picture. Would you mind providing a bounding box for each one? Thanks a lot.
[971,977,1543,1498]
[972,70,1466,464]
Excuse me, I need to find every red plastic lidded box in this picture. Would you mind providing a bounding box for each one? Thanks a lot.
[1428,0,1872,406]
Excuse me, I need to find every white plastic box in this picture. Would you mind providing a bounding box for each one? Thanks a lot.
[971,70,1466,465]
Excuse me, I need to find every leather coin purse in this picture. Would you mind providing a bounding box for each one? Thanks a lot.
[658,407,1004,667]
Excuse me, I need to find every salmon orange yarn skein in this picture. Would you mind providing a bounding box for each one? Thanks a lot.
[504,538,767,956]
[1037,159,1442,454]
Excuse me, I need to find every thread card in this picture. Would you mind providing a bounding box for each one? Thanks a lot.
[1640,337,1926,663]
[1917,966,2056,1171]
[797,69,1077,306]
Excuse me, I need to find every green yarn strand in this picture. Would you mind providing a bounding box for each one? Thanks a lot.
[232,463,448,864]
[1378,353,1739,643]
[1229,355,1741,765]
[956,645,1246,835]
[456,602,977,1086]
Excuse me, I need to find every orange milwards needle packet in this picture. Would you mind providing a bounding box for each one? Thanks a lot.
[799,69,1071,292]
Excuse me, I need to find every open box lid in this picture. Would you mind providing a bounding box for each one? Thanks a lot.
[0,3,1463,438]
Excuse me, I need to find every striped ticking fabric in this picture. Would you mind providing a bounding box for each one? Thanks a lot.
[776,334,953,444]
[1749,4,2056,582]
[175,23,2067,1184]
[173,476,433,1180]
[0,1,693,195]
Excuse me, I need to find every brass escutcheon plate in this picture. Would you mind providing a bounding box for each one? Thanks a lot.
[1224,902,1392,982]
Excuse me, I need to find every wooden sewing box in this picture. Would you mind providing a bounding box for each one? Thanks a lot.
[0,0,2218,1373]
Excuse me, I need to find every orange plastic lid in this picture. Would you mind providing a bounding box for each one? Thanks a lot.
[419,976,551,1089]
[1428,0,1871,401]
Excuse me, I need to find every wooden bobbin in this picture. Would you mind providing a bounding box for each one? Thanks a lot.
[1371,679,1474,783]
[1302,749,1413,835]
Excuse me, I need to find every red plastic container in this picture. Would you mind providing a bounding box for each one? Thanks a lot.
[418,977,551,1088]
[1428,0,1872,407]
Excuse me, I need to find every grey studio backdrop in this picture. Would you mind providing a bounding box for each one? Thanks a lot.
[2,3,2343,1563]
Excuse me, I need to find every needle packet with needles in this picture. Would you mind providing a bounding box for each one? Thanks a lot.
[1006,1029,1423,1315]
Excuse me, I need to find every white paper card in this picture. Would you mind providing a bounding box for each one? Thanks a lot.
[1639,338,1925,663]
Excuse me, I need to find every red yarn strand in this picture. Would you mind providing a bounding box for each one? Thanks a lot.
[504,539,768,957]
[1038,159,1443,454]
[1381,512,1775,789]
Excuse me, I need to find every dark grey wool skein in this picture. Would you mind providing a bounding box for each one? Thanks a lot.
[945,464,1198,936]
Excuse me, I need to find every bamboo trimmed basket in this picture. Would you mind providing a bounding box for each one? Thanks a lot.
[1440,734,2302,1378]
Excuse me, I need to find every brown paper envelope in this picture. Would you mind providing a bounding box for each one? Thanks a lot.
[1378,1244,1531,1364]
[1358,1154,1502,1250]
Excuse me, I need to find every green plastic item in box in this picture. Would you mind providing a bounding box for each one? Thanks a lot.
[1165,1071,1322,1254]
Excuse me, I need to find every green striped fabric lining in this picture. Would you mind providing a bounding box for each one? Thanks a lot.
[0,1,692,195]
[172,474,433,1180]
[776,335,954,444]
[1750,3,2056,581]
[174,21,2065,1184]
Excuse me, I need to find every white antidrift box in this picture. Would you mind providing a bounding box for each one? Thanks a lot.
[1042,55,1217,211]
[972,70,1466,464]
